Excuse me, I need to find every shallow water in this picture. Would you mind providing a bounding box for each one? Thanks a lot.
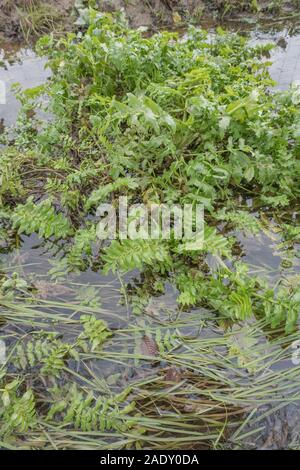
[0,30,299,275]
[0,28,299,325]
[269,33,300,89]
[0,27,300,449]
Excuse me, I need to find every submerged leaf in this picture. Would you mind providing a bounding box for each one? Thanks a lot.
[140,335,159,358]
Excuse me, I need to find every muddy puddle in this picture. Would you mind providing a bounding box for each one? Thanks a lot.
[1,25,300,450]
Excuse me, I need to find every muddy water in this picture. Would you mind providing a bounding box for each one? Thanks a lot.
[0,29,300,449]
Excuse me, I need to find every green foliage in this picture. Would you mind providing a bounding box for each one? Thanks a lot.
[79,315,112,351]
[1,11,300,451]
[176,266,255,322]
[1,11,299,352]
[258,286,300,334]
[12,197,73,240]
[175,261,300,332]
[0,384,37,438]
[215,209,261,234]
[47,384,135,432]
[75,285,102,308]
[12,333,78,376]
[11,319,112,375]
[0,149,27,204]
[151,328,180,355]
[85,177,139,210]
[66,226,97,271]
[0,273,28,296]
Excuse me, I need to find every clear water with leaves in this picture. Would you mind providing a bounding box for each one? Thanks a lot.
[0,10,299,449]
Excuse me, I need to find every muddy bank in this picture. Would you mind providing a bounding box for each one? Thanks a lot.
[0,0,74,42]
[1,1,300,44]
[97,0,300,29]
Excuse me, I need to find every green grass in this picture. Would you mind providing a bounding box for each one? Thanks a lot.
[1,291,299,449]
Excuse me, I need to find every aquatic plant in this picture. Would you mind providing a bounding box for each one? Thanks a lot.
[1,10,299,332]
[17,1,62,43]
[0,10,300,449]
[1,291,299,449]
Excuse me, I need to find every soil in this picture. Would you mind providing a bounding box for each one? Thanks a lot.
[84,1,300,29]
[0,1,299,45]
[0,0,75,43]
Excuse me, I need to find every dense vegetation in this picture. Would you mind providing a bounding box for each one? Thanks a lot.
[0,10,299,449]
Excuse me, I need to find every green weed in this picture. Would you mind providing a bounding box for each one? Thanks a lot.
[17,1,62,43]
[0,10,300,449]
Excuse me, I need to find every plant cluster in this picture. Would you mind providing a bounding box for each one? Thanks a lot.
[0,10,300,449]
[1,11,299,331]
[1,293,299,449]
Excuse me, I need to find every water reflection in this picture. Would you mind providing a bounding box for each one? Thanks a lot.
[0,48,50,126]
